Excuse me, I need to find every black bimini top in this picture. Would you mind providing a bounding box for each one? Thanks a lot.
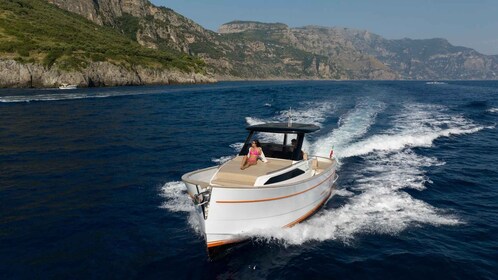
[246,123,320,134]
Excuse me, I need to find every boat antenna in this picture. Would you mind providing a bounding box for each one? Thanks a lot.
[288,107,293,127]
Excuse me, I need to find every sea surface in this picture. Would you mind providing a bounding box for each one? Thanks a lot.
[1,81,497,279]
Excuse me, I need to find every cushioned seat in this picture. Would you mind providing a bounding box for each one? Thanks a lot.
[210,156,292,187]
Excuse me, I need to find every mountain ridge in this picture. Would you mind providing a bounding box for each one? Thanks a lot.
[66,0,497,81]
[1,0,497,88]
[219,21,498,80]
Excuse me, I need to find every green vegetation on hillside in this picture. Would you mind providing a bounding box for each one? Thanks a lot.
[0,0,205,72]
[114,13,141,41]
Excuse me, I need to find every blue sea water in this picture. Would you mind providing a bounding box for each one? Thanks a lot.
[0,81,497,279]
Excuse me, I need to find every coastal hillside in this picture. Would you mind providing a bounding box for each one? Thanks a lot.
[0,0,213,88]
[218,21,397,80]
[220,22,498,80]
[292,26,498,80]
[48,0,497,81]
[45,0,342,80]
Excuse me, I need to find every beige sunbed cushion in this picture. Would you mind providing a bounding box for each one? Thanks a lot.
[211,156,292,187]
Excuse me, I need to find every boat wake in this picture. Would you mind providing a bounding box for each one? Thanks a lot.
[310,99,385,158]
[0,90,161,103]
[340,104,484,158]
[247,150,459,245]
[0,83,245,103]
[245,101,335,127]
[160,100,486,246]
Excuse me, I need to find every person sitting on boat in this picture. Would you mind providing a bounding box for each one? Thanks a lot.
[291,139,308,160]
[240,140,267,170]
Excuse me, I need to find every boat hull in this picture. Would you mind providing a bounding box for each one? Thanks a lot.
[59,85,77,90]
[208,170,335,247]
[184,162,337,253]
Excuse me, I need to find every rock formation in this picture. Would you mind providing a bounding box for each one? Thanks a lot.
[0,59,214,88]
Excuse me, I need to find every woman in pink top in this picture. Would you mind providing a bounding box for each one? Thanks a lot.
[240,140,265,170]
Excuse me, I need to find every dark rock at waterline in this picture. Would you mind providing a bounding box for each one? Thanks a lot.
[0,59,216,88]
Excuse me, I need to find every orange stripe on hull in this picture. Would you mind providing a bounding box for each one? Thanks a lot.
[284,189,332,228]
[216,172,335,204]
[207,238,244,248]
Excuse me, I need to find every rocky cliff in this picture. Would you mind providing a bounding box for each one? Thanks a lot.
[220,22,498,80]
[44,1,343,80]
[218,21,289,34]
[0,59,214,88]
[218,22,397,79]
[44,0,498,81]
[356,36,498,80]
[0,0,213,88]
[47,0,206,53]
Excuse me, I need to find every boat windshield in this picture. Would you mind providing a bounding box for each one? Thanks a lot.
[239,131,305,160]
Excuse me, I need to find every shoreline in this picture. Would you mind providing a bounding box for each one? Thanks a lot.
[0,59,216,89]
[2,78,497,90]
[1,58,497,91]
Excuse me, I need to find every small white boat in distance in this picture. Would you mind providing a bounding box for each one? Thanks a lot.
[182,123,338,256]
[58,83,77,90]
[426,81,447,85]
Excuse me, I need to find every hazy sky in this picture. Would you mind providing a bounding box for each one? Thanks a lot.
[151,0,498,55]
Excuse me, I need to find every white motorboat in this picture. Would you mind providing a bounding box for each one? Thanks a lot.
[182,123,338,255]
[58,83,77,90]
[426,81,447,85]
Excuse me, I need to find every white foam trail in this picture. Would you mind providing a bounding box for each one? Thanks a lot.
[246,101,334,128]
[159,181,194,213]
[488,107,498,113]
[341,104,485,158]
[311,100,385,157]
[211,155,234,164]
[0,91,150,103]
[229,142,244,152]
[0,83,282,103]
[251,189,460,245]
[334,189,355,197]
[248,150,459,245]
[354,150,444,192]
[341,127,482,158]
[245,116,266,126]
[246,101,335,151]
[274,102,334,126]
[159,181,201,234]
